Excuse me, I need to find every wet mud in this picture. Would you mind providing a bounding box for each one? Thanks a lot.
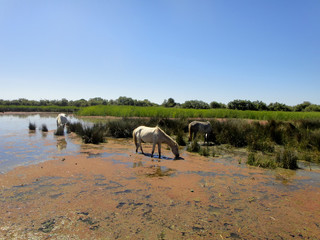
[0,135,320,239]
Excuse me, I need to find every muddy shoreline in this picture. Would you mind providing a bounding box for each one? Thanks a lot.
[1,132,320,239]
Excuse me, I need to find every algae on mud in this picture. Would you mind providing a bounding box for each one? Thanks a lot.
[1,113,320,239]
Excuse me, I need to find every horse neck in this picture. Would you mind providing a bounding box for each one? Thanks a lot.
[159,128,176,147]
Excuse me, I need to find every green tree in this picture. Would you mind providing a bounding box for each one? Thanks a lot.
[294,101,311,112]
[210,101,226,109]
[182,100,210,109]
[162,98,176,107]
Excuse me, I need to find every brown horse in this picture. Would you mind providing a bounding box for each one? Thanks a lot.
[133,126,179,159]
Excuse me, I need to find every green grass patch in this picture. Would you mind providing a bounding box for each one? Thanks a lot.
[76,105,320,121]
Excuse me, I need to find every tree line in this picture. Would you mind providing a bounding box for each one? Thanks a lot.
[1,97,319,112]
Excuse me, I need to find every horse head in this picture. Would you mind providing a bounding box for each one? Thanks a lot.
[171,142,180,159]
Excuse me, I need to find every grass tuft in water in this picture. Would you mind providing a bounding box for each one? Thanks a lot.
[29,122,36,131]
[276,148,298,169]
[41,124,48,132]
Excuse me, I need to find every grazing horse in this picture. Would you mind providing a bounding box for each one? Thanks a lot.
[188,121,212,144]
[56,113,68,128]
[133,126,179,159]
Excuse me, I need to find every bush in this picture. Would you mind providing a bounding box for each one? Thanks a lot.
[213,119,249,147]
[176,131,187,146]
[247,152,256,166]
[200,146,210,156]
[276,149,298,169]
[106,119,137,138]
[82,124,106,144]
[310,130,320,151]
[187,139,201,153]
[247,152,277,169]
[68,122,84,135]
[247,137,274,153]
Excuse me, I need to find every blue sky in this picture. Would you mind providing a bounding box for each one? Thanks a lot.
[0,0,319,106]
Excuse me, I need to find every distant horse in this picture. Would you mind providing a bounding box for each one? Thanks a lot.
[56,113,68,128]
[133,126,179,159]
[188,121,212,144]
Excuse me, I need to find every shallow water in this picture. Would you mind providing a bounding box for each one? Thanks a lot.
[0,113,80,173]
[0,113,320,239]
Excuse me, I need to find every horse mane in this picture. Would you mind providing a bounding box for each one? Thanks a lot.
[156,126,178,146]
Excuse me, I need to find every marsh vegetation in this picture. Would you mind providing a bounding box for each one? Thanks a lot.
[28,122,36,131]
[67,117,320,170]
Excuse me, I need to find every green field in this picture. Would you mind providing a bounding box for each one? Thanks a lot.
[77,105,320,121]
[0,105,79,113]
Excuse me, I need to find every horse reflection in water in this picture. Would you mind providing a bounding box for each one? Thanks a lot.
[56,138,67,151]
[188,121,213,145]
[133,126,180,159]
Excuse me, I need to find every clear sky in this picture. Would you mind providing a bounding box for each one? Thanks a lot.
[0,0,319,106]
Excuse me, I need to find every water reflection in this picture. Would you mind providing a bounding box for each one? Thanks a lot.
[41,132,48,138]
[0,114,80,174]
[56,138,67,151]
[145,165,176,177]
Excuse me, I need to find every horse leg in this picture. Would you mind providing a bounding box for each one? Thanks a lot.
[151,142,156,157]
[193,131,197,140]
[138,138,144,154]
[158,143,161,159]
[135,141,139,153]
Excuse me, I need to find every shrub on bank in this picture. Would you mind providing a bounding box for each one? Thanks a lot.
[82,124,106,144]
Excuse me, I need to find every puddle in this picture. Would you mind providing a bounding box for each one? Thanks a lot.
[87,152,129,158]
[298,160,320,171]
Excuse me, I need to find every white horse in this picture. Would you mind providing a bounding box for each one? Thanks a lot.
[188,121,212,144]
[133,126,179,159]
[56,113,68,128]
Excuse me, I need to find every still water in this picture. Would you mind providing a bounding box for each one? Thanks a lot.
[1,113,320,183]
[0,113,80,174]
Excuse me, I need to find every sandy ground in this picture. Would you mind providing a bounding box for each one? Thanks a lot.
[0,134,320,240]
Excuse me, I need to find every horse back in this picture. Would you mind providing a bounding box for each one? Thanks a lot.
[189,121,211,133]
[134,126,157,143]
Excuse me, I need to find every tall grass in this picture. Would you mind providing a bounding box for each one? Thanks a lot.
[41,124,48,132]
[77,105,320,121]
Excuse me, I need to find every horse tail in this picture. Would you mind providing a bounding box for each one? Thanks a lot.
[133,129,138,148]
[188,123,192,141]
